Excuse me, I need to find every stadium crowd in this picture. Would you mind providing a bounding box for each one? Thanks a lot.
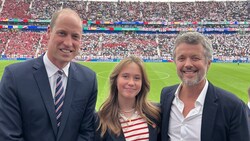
[0,0,249,61]
[0,31,249,61]
[0,0,249,22]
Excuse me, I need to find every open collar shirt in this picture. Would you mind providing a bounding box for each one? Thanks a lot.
[168,80,208,141]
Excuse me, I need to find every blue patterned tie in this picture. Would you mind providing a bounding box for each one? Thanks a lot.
[55,70,64,128]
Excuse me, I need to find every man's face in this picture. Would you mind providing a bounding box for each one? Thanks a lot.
[174,43,211,87]
[47,12,82,69]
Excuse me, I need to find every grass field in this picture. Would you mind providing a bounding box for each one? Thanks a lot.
[0,61,250,109]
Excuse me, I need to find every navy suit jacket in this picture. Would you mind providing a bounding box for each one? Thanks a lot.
[94,113,160,141]
[248,107,250,135]
[160,82,249,141]
[0,56,98,141]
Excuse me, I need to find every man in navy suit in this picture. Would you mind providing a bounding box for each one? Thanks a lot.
[0,8,97,141]
[160,32,249,141]
[248,87,250,132]
[248,87,250,109]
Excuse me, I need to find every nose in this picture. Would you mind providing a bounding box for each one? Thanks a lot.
[184,58,193,68]
[63,35,73,47]
[128,78,135,86]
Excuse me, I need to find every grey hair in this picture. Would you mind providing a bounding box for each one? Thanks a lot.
[173,32,213,61]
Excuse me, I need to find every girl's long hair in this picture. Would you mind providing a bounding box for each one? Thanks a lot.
[97,56,161,137]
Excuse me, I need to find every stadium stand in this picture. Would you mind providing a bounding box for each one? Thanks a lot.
[0,0,249,62]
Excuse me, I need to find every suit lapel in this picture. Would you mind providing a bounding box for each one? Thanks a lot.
[162,87,175,137]
[148,123,156,141]
[201,83,218,141]
[57,63,80,140]
[33,57,58,136]
[248,108,250,118]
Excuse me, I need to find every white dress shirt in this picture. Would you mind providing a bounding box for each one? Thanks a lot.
[43,52,69,102]
[168,80,209,141]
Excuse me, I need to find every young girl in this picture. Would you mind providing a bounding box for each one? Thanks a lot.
[94,56,160,141]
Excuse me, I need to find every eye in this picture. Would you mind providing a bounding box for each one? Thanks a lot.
[134,76,141,81]
[177,57,185,62]
[192,57,201,61]
[73,34,81,41]
[121,74,129,79]
[57,31,66,36]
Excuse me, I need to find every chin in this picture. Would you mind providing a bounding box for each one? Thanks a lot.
[182,79,199,86]
[62,56,74,61]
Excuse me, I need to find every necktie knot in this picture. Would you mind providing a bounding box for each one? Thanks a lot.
[58,70,63,76]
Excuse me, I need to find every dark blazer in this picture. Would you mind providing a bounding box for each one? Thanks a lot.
[0,56,98,141]
[160,82,250,141]
[248,107,250,135]
[94,112,160,141]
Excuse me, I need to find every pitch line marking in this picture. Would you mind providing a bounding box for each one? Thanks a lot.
[97,71,110,79]
[148,71,170,80]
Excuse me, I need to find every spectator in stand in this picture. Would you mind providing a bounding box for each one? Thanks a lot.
[0,8,97,141]
[160,32,249,141]
[1,1,249,22]
[94,56,160,141]
[1,31,250,61]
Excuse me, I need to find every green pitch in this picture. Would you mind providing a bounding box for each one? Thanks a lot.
[0,61,249,109]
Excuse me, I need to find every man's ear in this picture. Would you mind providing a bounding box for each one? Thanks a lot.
[46,26,51,39]
[207,60,212,70]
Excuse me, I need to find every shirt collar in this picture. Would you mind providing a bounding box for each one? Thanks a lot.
[175,79,209,107]
[43,52,70,77]
[196,79,208,106]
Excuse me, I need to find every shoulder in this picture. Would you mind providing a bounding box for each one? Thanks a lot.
[161,84,178,93]
[71,62,96,76]
[209,83,243,104]
[6,59,37,70]
[70,62,97,84]
[208,83,246,110]
[160,84,178,99]
[4,58,40,77]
